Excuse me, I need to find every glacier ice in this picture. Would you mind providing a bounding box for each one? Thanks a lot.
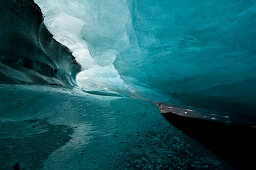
[34,0,131,92]
[35,0,256,117]
[1,0,256,169]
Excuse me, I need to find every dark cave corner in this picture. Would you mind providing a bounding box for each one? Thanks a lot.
[157,103,256,169]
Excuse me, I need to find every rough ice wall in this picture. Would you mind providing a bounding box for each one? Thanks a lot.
[35,0,256,116]
[116,0,256,115]
[35,0,131,92]
[117,0,256,97]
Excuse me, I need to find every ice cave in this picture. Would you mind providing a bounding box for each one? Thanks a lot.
[0,0,255,169]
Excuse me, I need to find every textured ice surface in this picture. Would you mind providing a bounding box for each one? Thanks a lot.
[34,0,256,117]
[35,0,130,92]
[0,84,231,169]
[117,0,256,104]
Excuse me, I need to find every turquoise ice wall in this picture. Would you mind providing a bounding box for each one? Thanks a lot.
[34,0,256,116]
[115,0,256,115]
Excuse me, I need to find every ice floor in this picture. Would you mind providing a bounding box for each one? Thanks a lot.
[0,84,231,169]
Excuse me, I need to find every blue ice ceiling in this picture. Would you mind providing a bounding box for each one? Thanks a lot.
[35,0,256,116]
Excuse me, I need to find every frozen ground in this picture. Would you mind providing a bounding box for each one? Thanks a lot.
[0,84,231,169]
